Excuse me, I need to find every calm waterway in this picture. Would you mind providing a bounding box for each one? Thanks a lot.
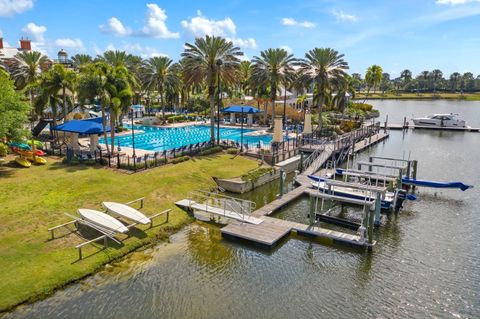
[5,100,480,319]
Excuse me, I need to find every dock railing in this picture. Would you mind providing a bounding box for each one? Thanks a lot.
[187,190,256,223]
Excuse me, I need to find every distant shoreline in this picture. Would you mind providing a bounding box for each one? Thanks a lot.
[354,92,480,101]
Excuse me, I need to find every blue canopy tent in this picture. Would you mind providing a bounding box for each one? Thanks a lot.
[222,105,262,151]
[52,118,111,155]
[52,118,110,134]
[222,105,262,114]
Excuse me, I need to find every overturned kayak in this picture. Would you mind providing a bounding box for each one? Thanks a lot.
[402,178,473,191]
[78,209,129,233]
[102,202,151,225]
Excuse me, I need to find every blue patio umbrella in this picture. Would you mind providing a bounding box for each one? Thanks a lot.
[222,105,262,151]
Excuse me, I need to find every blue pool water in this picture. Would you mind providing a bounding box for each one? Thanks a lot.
[100,125,273,151]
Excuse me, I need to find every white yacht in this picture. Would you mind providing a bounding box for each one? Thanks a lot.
[412,113,467,128]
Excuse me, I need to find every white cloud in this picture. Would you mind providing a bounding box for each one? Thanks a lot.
[331,10,357,22]
[229,37,257,49]
[280,45,293,54]
[99,17,132,37]
[181,11,236,38]
[0,0,33,17]
[436,0,480,4]
[281,17,315,28]
[281,18,296,26]
[55,38,84,49]
[141,3,179,38]
[22,22,47,42]
[181,11,256,49]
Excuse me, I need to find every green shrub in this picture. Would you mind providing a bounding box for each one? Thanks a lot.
[226,148,238,154]
[241,167,274,182]
[171,155,190,164]
[199,146,223,156]
[349,103,373,112]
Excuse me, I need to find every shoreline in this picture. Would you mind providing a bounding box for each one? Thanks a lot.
[0,153,260,313]
[0,218,194,315]
[354,93,480,101]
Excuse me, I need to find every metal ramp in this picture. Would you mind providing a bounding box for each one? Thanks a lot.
[175,191,263,225]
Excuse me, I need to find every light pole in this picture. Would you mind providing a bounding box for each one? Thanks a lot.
[282,83,287,128]
[216,59,223,144]
[130,109,136,159]
[240,108,244,152]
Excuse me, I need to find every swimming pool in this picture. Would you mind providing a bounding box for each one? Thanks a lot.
[100,125,273,152]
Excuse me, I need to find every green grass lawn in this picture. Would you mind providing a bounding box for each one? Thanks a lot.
[355,92,480,101]
[0,153,259,312]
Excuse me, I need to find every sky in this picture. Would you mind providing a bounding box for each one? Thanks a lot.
[1,0,480,77]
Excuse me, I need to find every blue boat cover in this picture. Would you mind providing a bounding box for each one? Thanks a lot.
[402,178,473,191]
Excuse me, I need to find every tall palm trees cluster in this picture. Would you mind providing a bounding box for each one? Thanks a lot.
[4,35,354,150]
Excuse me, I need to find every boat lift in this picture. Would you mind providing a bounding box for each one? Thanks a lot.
[48,197,171,260]
[307,172,383,247]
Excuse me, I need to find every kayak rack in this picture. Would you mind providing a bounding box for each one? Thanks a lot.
[48,197,171,260]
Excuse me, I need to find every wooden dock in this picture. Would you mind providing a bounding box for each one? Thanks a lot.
[251,185,308,217]
[353,131,389,153]
[221,216,371,249]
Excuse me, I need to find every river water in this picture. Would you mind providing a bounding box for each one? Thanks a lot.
[5,100,480,319]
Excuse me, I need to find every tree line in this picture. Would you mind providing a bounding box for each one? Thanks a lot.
[351,67,480,95]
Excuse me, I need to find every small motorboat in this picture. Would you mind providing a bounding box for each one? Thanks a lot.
[412,113,467,128]
[102,202,151,225]
[78,209,129,233]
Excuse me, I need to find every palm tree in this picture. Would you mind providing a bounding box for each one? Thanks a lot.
[239,60,252,97]
[420,71,430,93]
[364,65,383,102]
[77,62,131,154]
[42,64,77,122]
[251,48,296,129]
[334,74,355,113]
[71,54,93,70]
[449,72,461,92]
[182,35,243,143]
[400,69,412,90]
[143,56,180,121]
[297,48,348,128]
[96,50,130,67]
[10,51,48,117]
[462,72,474,93]
[431,69,443,94]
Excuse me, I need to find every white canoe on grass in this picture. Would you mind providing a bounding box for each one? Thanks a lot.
[102,202,151,225]
[78,209,129,233]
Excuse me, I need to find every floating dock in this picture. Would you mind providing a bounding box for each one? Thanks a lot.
[353,131,389,153]
[221,216,370,249]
